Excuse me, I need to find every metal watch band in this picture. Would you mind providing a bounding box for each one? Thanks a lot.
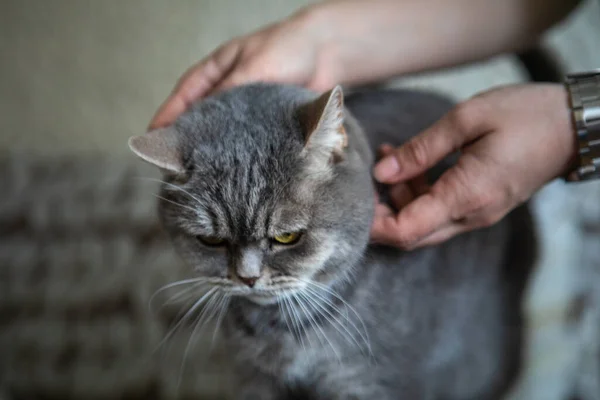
[565,69,600,182]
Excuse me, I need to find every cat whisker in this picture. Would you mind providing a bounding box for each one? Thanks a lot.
[152,194,199,214]
[192,290,223,343]
[301,285,367,354]
[270,276,303,284]
[300,280,373,358]
[211,293,230,350]
[290,294,316,350]
[298,289,363,358]
[178,289,222,389]
[295,291,342,363]
[149,278,210,312]
[201,292,229,344]
[154,287,218,354]
[284,295,306,352]
[277,293,297,344]
[160,295,199,354]
[176,296,214,389]
[135,176,205,208]
[293,295,313,352]
[159,281,209,309]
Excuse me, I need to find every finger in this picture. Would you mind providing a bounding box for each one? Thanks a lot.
[408,222,467,249]
[373,100,488,184]
[370,191,451,248]
[379,143,394,152]
[389,183,415,210]
[148,43,241,129]
[370,202,396,245]
[374,202,394,218]
[176,42,241,99]
[377,144,424,206]
[207,68,255,96]
[207,53,276,95]
[377,143,394,160]
[148,95,189,130]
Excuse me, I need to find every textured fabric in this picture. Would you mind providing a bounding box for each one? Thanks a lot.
[0,155,231,399]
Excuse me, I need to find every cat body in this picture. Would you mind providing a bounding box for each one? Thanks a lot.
[129,84,535,400]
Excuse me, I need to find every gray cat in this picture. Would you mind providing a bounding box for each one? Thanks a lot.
[129,83,535,400]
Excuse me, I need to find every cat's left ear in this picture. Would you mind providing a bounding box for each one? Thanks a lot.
[128,127,186,174]
[299,85,348,165]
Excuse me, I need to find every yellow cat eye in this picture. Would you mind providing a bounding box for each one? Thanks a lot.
[197,235,226,247]
[272,232,302,245]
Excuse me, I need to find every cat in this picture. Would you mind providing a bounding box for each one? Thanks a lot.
[129,83,536,399]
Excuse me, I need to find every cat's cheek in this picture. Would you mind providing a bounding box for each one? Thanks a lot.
[265,245,309,277]
[271,234,339,279]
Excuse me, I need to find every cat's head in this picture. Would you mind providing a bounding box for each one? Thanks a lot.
[129,83,374,305]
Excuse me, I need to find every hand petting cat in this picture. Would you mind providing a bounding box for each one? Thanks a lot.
[148,8,336,130]
[148,0,580,250]
[371,84,576,249]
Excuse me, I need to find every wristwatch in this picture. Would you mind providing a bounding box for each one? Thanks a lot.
[565,69,600,182]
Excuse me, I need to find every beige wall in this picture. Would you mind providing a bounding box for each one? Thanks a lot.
[0,0,316,154]
[1,0,598,155]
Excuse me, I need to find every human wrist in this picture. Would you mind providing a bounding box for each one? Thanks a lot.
[550,84,580,179]
[297,0,408,86]
[550,84,579,178]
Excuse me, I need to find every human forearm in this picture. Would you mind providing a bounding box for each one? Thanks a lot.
[307,0,581,85]
[149,0,580,128]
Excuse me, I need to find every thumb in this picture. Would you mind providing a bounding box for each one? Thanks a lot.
[373,101,486,184]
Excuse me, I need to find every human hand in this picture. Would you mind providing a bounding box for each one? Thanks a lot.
[149,8,339,129]
[371,84,577,249]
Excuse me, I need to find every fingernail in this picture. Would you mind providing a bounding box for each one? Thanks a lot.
[374,156,400,182]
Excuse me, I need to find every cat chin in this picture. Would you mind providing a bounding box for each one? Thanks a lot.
[241,288,300,306]
[244,294,280,306]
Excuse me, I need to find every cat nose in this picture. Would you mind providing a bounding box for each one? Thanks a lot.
[238,276,258,288]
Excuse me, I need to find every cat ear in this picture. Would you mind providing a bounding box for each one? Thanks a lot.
[299,85,348,165]
[128,127,185,174]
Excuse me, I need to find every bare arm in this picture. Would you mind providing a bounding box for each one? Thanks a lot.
[149,0,581,128]
[314,0,581,86]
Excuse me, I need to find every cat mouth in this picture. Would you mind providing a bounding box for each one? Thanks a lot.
[228,285,301,296]
[225,284,304,305]
[198,277,306,304]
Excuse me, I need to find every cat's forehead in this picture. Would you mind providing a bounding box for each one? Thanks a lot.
[187,83,308,127]
[178,168,310,240]
[178,95,305,163]
[180,138,308,240]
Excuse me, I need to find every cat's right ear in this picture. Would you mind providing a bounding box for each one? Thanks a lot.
[128,127,185,174]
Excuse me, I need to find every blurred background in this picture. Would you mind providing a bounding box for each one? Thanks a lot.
[0,1,599,399]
